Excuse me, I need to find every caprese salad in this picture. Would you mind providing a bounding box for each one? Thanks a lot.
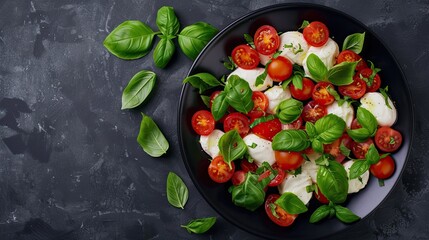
[184,20,402,226]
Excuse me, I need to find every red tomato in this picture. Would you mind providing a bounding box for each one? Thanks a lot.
[264,194,297,227]
[281,116,303,130]
[290,77,315,101]
[356,68,381,92]
[247,91,269,119]
[324,133,352,163]
[191,110,215,135]
[252,117,282,141]
[370,155,395,179]
[302,101,327,123]
[336,50,368,71]
[314,186,329,204]
[351,138,374,159]
[231,44,260,69]
[208,156,235,183]
[258,164,286,187]
[231,170,246,186]
[209,90,222,108]
[351,118,362,130]
[240,159,258,173]
[254,25,280,55]
[312,82,335,106]
[375,127,403,152]
[338,78,367,99]
[223,112,250,137]
[267,56,293,82]
[274,151,304,170]
[303,21,329,47]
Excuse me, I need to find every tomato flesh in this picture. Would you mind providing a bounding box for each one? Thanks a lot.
[231,44,260,69]
[303,21,329,47]
[267,56,293,82]
[191,110,215,135]
[252,117,282,141]
[312,82,335,106]
[375,127,403,152]
[274,151,304,170]
[324,133,352,163]
[254,25,280,55]
[314,186,329,204]
[351,138,374,159]
[336,50,368,71]
[302,101,327,123]
[290,77,315,101]
[240,159,258,173]
[351,118,362,130]
[247,91,269,119]
[208,156,235,183]
[264,194,297,227]
[281,116,303,130]
[338,78,367,99]
[370,155,395,179]
[223,112,250,137]
[258,164,286,187]
[356,68,381,92]
[231,170,246,186]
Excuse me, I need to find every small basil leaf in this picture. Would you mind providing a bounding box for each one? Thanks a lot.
[276,98,303,124]
[225,75,254,113]
[200,95,211,108]
[317,160,348,204]
[365,144,380,164]
[153,36,175,68]
[255,68,268,87]
[305,122,317,139]
[281,78,293,90]
[327,61,358,86]
[166,172,189,209]
[309,205,331,223]
[272,130,310,152]
[334,205,360,223]
[181,217,216,234]
[356,107,378,136]
[291,74,303,90]
[269,203,280,218]
[342,32,365,54]
[347,128,371,143]
[121,70,156,109]
[306,53,327,82]
[378,179,385,187]
[156,6,180,36]
[315,114,346,144]
[211,91,229,121]
[231,172,266,211]
[178,22,219,60]
[137,114,169,157]
[218,130,247,168]
[299,20,310,30]
[312,139,324,153]
[315,154,333,166]
[349,160,370,179]
[223,56,237,71]
[250,115,276,129]
[379,86,392,109]
[183,72,222,94]
[275,192,308,214]
[243,33,255,48]
[339,142,351,158]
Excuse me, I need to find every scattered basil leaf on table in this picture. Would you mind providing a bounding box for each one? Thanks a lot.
[137,114,169,157]
[121,70,156,110]
[225,75,254,113]
[342,32,365,54]
[181,217,217,234]
[275,192,308,214]
[317,160,348,204]
[166,172,188,209]
[218,130,247,168]
[272,129,310,152]
[178,22,219,60]
[276,98,303,124]
[156,6,180,36]
[153,36,176,68]
[211,91,229,121]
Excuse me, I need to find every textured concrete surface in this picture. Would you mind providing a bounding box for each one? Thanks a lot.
[0,0,428,239]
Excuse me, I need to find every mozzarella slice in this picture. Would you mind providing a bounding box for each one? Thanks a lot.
[343,160,369,194]
[279,31,309,65]
[228,67,273,91]
[243,134,276,166]
[302,38,339,78]
[360,92,397,127]
[301,160,319,183]
[264,86,291,114]
[259,53,273,66]
[278,172,313,205]
[327,101,355,129]
[305,151,322,162]
[199,129,224,158]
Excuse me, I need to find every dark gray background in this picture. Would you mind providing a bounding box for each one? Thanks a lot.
[0,0,428,239]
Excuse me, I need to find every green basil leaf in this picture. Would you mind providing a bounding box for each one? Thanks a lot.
[183,72,222,94]
[121,70,156,109]
[156,6,180,36]
[281,78,293,90]
[312,139,324,153]
[178,22,219,60]
[250,115,276,128]
[346,128,371,143]
[305,122,317,139]
[166,172,188,209]
[365,144,380,164]
[153,36,175,68]
[269,203,280,218]
[244,33,255,48]
[315,154,333,166]
[231,172,266,211]
[291,74,303,90]
[276,98,303,124]
[314,114,346,144]
[342,32,365,54]
[218,130,247,168]
[379,86,392,109]
[225,75,254,113]
[317,160,348,204]
[349,160,370,179]
[137,114,169,157]
[211,91,229,121]
[275,192,308,214]
[298,20,310,30]
[223,56,236,71]
[339,141,351,157]
[255,68,268,87]
[306,53,327,82]
[334,205,360,223]
[378,179,385,187]
[356,107,378,136]
[200,95,211,108]
[181,217,216,234]
[326,85,342,102]
[272,130,310,152]
[309,205,331,223]
[327,61,358,86]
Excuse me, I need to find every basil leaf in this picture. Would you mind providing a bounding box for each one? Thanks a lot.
[153,36,175,68]
[305,122,317,139]
[211,91,229,121]
[349,160,370,179]
[275,192,308,214]
[255,68,268,87]
[309,205,331,223]
[200,95,211,108]
[315,154,332,166]
[356,107,378,136]
[183,72,222,94]
[156,6,180,36]
[327,61,357,86]
[181,217,216,234]
[223,56,236,71]
[276,98,303,124]
[317,160,348,204]
[339,142,351,157]
[298,20,310,30]
[272,130,310,152]
[250,115,275,128]
[218,130,247,168]
[269,203,280,218]
[104,20,156,60]
[244,33,255,48]
[334,205,360,223]
[166,172,188,209]
[291,74,303,90]
[342,32,365,54]
[121,70,156,109]
[225,75,254,113]
[378,179,385,187]
[137,114,169,157]
[365,144,380,164]
[379,86,392,109]
[312,139,324,153]
[281,78,293,90]
[347,128,371,143]
[314,114,346,144]
[178,22,219,60]
[231,172,266,211]
[306,53,327,82]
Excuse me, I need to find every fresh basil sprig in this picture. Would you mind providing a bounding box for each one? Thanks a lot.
[349,144,389,179]
[310,202,360,223]
[178,22,219,60]
[218,130,247,168]
[121,70,156,109]
[306,114,346,153]
[181,217,216,234]
[230,171,271,211]
[137,114,169,157]
[276,98,303,124]
[342,32,365,54]
[183,72,223,94]
[225,75,254,113]
[166,172,189,209]
[275,192,308,214]
[287,64,305,90]
[156,6,180,36]
[317,160,348,204]
[306,53,357,86]
[347,107,378,142]
[272,129,311,152]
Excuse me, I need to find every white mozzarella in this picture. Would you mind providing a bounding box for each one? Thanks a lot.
[360,92,397,127]
[305,151,322,162]
[264,86,291,114]
[279,31,309,65]
[228,67,273,91]
[278,172,313,205]
[343,160,369,194]
[301,160,319,183]
[259,53,273,66]
[199,129,224,158]
[327,101,355,129]
[302,38,339,78]
[243,134,276,166]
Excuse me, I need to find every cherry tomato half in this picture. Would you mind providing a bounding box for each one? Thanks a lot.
[191,110,215,135]
[258,164,286,187]
[274,151,304,170]
[231,170,247,186]
[240,159,258,173]
[247,91,269,119]
[281,116,303,130]
[290,77,315,101]
[312,82,335,106]
[351,118,362,130]
[351,138,374,159]
[254,25,280,55]
[324,133,352,163]
[303,100,327,123]
[264,194,297,227]
[370,155,395,179]
[303,21,329,47]
[375,127,403,152]
[314,186,329,204]
[231,44,260,69]
[267,56,293,82]
[356,68,381,92]
[336,50,368,71]
[223,112,250,138]
[252,117,282,141]
[338,77,367,99]
[208,156,235,183]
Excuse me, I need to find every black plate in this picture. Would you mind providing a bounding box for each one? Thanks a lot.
[178,3,413,240]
